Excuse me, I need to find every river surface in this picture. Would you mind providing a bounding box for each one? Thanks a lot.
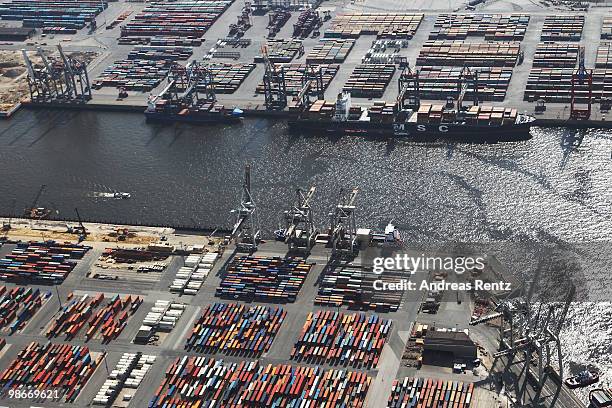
[0,109,610,399]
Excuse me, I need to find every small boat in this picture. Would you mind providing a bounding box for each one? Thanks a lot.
[384,222,402,244]
[113,192,131,199]
[274,229,286,241]
[565,370,599,388]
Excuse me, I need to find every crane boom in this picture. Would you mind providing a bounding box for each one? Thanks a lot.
[21,49,36,79]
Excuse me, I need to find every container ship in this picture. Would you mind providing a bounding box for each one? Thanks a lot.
[145,98,243,124]
[289,93,535,142]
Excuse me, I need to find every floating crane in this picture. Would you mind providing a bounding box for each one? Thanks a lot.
[471,272,575,406]
[283,186,317,253]
[570,46,592,120]
[230,165,261,252]
[24,184,52,219]
[328,188,359,258]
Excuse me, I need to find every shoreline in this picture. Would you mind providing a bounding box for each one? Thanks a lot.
[11,102,612,130]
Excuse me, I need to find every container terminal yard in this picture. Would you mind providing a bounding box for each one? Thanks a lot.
[0,0,612,131]
[0,0,610,407]
[0,166,606,408]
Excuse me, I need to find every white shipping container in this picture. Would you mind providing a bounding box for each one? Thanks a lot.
[165,310,183,317]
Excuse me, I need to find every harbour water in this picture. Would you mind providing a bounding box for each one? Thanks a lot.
[0,109,610,397]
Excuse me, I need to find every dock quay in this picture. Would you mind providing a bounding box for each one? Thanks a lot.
[0,0,610,132]
[0,174,590,408]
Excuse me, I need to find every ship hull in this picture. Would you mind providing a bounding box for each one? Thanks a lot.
[288,119,533,142]
[145,111,242,125]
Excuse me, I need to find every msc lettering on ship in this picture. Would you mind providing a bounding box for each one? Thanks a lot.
[416,125,448,132]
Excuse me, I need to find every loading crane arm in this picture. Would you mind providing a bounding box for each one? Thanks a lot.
[284,186,318,253]
[21,49,36,79]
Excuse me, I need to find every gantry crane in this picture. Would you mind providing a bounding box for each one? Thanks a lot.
[570,46,592,120]
[291,64,324,111]
[471,272,575,406]
[261,45,288,110]
[22,45,91,103]
[329,188,359,258]
[397,66,421,111]
[230,165,261,252]
[284,186,317,253]
[148,61,216,113]
[456,66,479,112]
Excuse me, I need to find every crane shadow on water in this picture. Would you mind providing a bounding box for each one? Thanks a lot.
[560,128,585,169]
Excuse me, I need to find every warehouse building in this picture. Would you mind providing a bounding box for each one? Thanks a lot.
[423,331,478,366]
[0,27,35,42]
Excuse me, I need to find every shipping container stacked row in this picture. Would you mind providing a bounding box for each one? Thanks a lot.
[0,241,90,284]
[106,10,132,30]
[596,42,612,68]
[201,63,255,93]
[255,39,304,63]
[524,69,612,102]
[185,302,285,356]
[316,266,404,312]
[128,46,194,61]
[415,66,513,101]
[170,252,218,295]
[120,0,234,39]
[93,59,174,91]
[429,14,530,41]
[256,63,340,96]
[150,36,203,47]
[268,8,291,37]
[0,342,103,402]
[540,15,584,41]
[324,13,424,39]
[93,352,156,406]
[362,39,409,65]
[178,61,251,97]
[300,99,347,119]
[416,103,519,126]
[216,256,314,303]
[343,64,396,98]
[417,41,521,67]
[291,310,392,369]
[532,43,579,68]
[46,292,142,342]
[0,0,107,33]
[387,377,474,408]
[292,8,321,39]
[306,39,355,64]
[149,357,371,407]
[369,101,397,124]
[401,322,429,367]
[0,286,49,334]
[135,299,186,343]
[603,16,612,40]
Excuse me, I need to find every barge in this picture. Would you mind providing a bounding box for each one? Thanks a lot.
[145,100,243,124]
